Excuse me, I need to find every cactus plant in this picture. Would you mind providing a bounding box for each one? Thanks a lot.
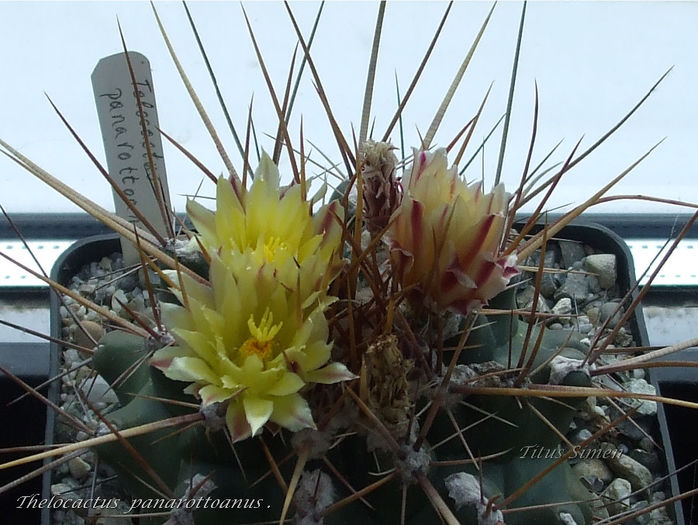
[0,3,696,525]
[81,143,602,525]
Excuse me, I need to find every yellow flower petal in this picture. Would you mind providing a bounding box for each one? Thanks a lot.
[226,400,251,443]
[150,345,191,371]
[242,395,274,436]
[269,393,316,432]
[198,384,235,406]
[305,362,357,385]
[159,302,193,333]
[165,357,219,384]
[267,372,305,396]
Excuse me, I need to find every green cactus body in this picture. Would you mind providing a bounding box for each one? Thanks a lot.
[92,278,595,525]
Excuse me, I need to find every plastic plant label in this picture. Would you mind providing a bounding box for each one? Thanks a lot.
[92,51,172,264]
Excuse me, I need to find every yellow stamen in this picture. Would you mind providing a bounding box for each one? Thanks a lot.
[239,308,283,362]
[263,236,289,263]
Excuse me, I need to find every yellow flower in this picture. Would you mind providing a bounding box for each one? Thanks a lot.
[151,253,355,442]
[388,148,517,314]
[186,153,344,304]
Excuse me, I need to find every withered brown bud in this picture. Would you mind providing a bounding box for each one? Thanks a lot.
[360,140,402,235]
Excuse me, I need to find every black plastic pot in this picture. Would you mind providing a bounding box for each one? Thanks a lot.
[41,226,687,524]
[647,346,698,524]
[519,220,685,524]
[43,234,122,525]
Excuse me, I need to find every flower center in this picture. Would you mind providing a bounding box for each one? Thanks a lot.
[263,236,289,263]
[239,308,283,363]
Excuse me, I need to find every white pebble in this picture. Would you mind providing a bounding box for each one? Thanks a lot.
[80,375,119,405]
[68,457,91,479]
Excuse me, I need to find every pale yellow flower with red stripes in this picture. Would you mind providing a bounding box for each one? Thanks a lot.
[389,148,517,314]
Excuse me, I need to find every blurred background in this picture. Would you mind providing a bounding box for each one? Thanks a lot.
[1,1,696,215]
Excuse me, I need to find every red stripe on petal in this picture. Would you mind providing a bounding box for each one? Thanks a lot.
[320,201,338,234]
[500,255,520,278]
[227,402,252,443]
[150,358,173,370]
[410,200,425,255]
[458,259,498,310]
[458,214,496,270]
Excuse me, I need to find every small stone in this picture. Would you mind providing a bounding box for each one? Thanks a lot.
[560,240,587,269]
[576,315,593,334]
[71,304,87,317]
[575,397,598,421]
[445,472,505,524]
[577,323,593,335]
[116,272,139,293]
[604,445,653,491]
[586,306,600,325]
[540,272,561,299]
[552,297,573,322]
[522,295,551,322]
[639,437,655,453]
[600,302,624,329]
[73,320,103,351]
[623,378,657,416]
[555,271,590,302]
[111,289,128,314]
[632,368,646,380]
[628,500,651,524]
[571,428,593,444]
[601,477,631,516]
[558,512,579,525]
[609,406,648,441]
[77,283,96,295]
[586,273,602,293]
[516,285,535,309]
[80,374,119,405]
[589,500,610,520]
[549,355,588,385]
[99,256,112,271]
[648,492,674,524]
[63,348,81,367]
[629,449,661,473]
[593,406,606,418]
[614,327,635,347]
[51,482,76,497]
[572,458,614,485]
[68,456,91,479]
[651,491,665,503]
[584,254,617,289]
[127,294,146,315]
